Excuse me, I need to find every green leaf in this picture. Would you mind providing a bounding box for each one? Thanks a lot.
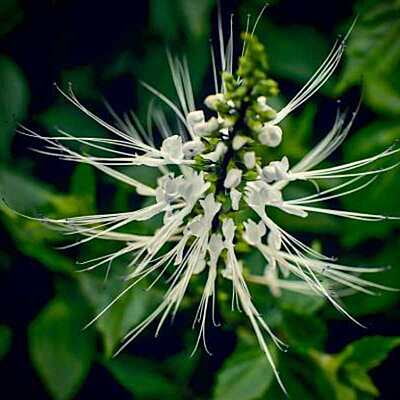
[150,0,213,40]
[340,120,400,246]
[0,55,29,160]
[178,0,214,38]
[344,366,379,396]
[246,19,331,88]
[282,311,327,351]
[105,355,181,399]
[164,350,199,385]
[70,164,96,212]
[28,296,96,400]
[214,347,274,400]
[38,103,108,138]
[339,336,400,370]
[264,354,325,399]
[0,325,12,360]
[61,65,99,100]
[278,290,325,316]
[329,240,400,317]
[79,272,160,357]
[336,0,400,116]
[309,336,400,399]
[0,169,54,212]
[17,242,75,274]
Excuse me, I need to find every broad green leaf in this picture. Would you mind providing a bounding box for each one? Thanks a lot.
[245,18,331,89]
[79,272,160,357]
[264,354,328,399]
[309,349,358,400]
[70,164,96,212]
[178,0,214,38]
[339,336,400,370]
[214,347,274,400]
[282,311,327,351]
[105,355,181,399]
[0,55,29,160]
[340,120,400,246]
[164,350,200,385]
[38,103,108,138]
[70,164,96,198]
[344,366,379,397]
[329,240,400,317]
[364,70,400,116]
[17,242,75,274]
[0,169,54,212]
[61,65,99,100]
[336,0,400,115]
[150,0,213,40]
[0,325,12,360]
[0,169,91,258]
[28,296,96,400]
[0,168,83,217]
[150,0,179,40]
[280,104,317,162]
[278,291,325,316]
[310,336,400,399]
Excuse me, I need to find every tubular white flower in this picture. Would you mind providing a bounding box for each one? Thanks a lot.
[258,123,283,147]
[202,142,227,162]
[262,156,290,183]
[183,139,206,159]
[232,135,248,150]
[243,151,256,169]
[230,188,242,211]
[224,168,242,189]
[187,110,205,127]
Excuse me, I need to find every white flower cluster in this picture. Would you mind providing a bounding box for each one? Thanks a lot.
[21,13,399,393]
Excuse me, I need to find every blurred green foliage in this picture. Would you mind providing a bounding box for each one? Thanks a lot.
[0,0,400,399]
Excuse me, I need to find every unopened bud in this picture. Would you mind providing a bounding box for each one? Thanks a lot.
[204,93,225,110]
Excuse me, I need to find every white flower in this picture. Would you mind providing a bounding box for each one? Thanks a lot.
[243,220,266,246]
[232,135,248,150]
[224,168,242,189]
[230,188,242,211]
[183,139,206,159]
[187,110,205,127]
[202,142,227,162]
[21,11,399,395]
[243,151,256,169]
[258,124,283,147]
[262,156,290,183]
[160,135,184,163]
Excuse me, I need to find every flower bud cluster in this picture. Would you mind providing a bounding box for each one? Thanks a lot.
[177,34,286,238]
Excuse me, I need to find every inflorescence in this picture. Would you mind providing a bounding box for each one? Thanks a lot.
[18,14,399,393]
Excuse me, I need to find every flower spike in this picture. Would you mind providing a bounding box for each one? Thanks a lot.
[20,11,399,394]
